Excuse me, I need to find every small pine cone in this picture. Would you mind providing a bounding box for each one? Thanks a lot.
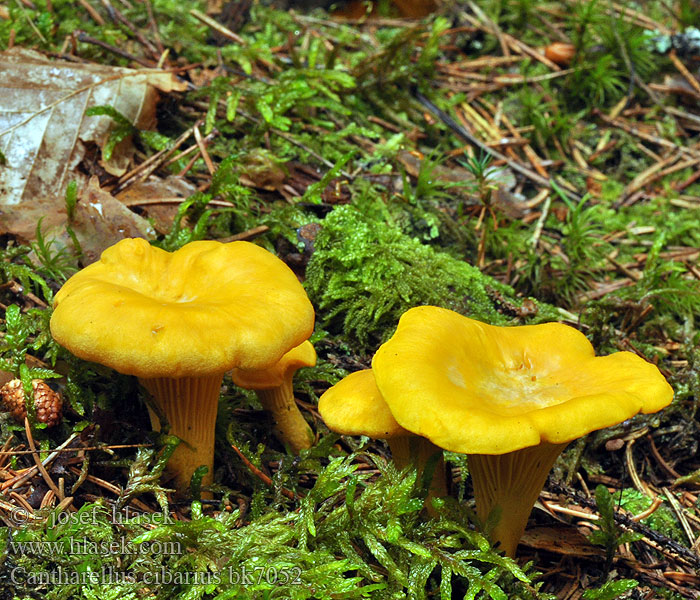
[1,379,26,422]
[0,379,63,427]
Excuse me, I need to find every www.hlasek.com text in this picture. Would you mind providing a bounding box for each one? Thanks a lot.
[9,537,181,557]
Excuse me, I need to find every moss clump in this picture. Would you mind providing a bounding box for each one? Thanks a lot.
[5,453,547,599]
[614,488,686,543]
[305,205,555,352]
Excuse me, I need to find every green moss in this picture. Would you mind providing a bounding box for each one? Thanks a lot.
[614,488,686,543]
[305,205,556,352]
[603,197,700,250]
[5,454,550,600]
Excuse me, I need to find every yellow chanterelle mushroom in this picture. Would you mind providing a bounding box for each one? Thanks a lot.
[372,306,673,556]
[318,369,447,511]
[50,237,315,491]
[232,340,317,453]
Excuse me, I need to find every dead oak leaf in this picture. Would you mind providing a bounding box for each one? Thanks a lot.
[0,48,186,241]
[58,176,155,266]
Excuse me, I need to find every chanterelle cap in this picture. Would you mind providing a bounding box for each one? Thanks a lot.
[318,369,408,439]
[50,238,315,378]
[232,341,317,390]
[372,306,674,455]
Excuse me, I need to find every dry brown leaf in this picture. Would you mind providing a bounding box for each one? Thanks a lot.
[189,66,228,87]
[661,74,700,101]
[520,526,604,557]
[0,48,186,240]
[115,175,198,234]
[237,149,290,191]
[206,0,225,14]
[395,150,526,219]
[57,177,155,265]
[0,371,12,389]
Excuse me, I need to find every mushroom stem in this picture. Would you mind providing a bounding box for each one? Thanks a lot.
[468,442,567,557]
[388,435,447,516]
[256,378,314,453]
[141,375,222,491]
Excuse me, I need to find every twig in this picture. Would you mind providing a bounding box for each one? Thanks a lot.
[121,197,232,208]
[7,281,48,308]
[608,1,672,34]
[668,49,700,96]
[16,0,47,43]
[530,192,551,249]
[144,0,164,55]
[2,432,82,490]
[177,149,203,178]
[0,436,15,469]
[0,443,153,456]
[595,111,700,158]
[164,140,203,168]
[114,124,202,193]
[77,0,105,25]
[24,418,61,499]
[674,166,700,192]
[413,90,581,200]
[0,496,43,525]
[663,487,696,547]
[193,125,216,176]
[189,8,246,45]
[40,488,56,509]
[543,501,599,521]
[549,480,700,569]
[478,98,549,177]
[9,490,35,514]
[218,226,271,242]
[630,496,663,522]
[230,443,301,500]
[67,467,152,512]
[606,255,642,282]
[99,0,160,60]
[75,30,154,67]
[466,1,509,58]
